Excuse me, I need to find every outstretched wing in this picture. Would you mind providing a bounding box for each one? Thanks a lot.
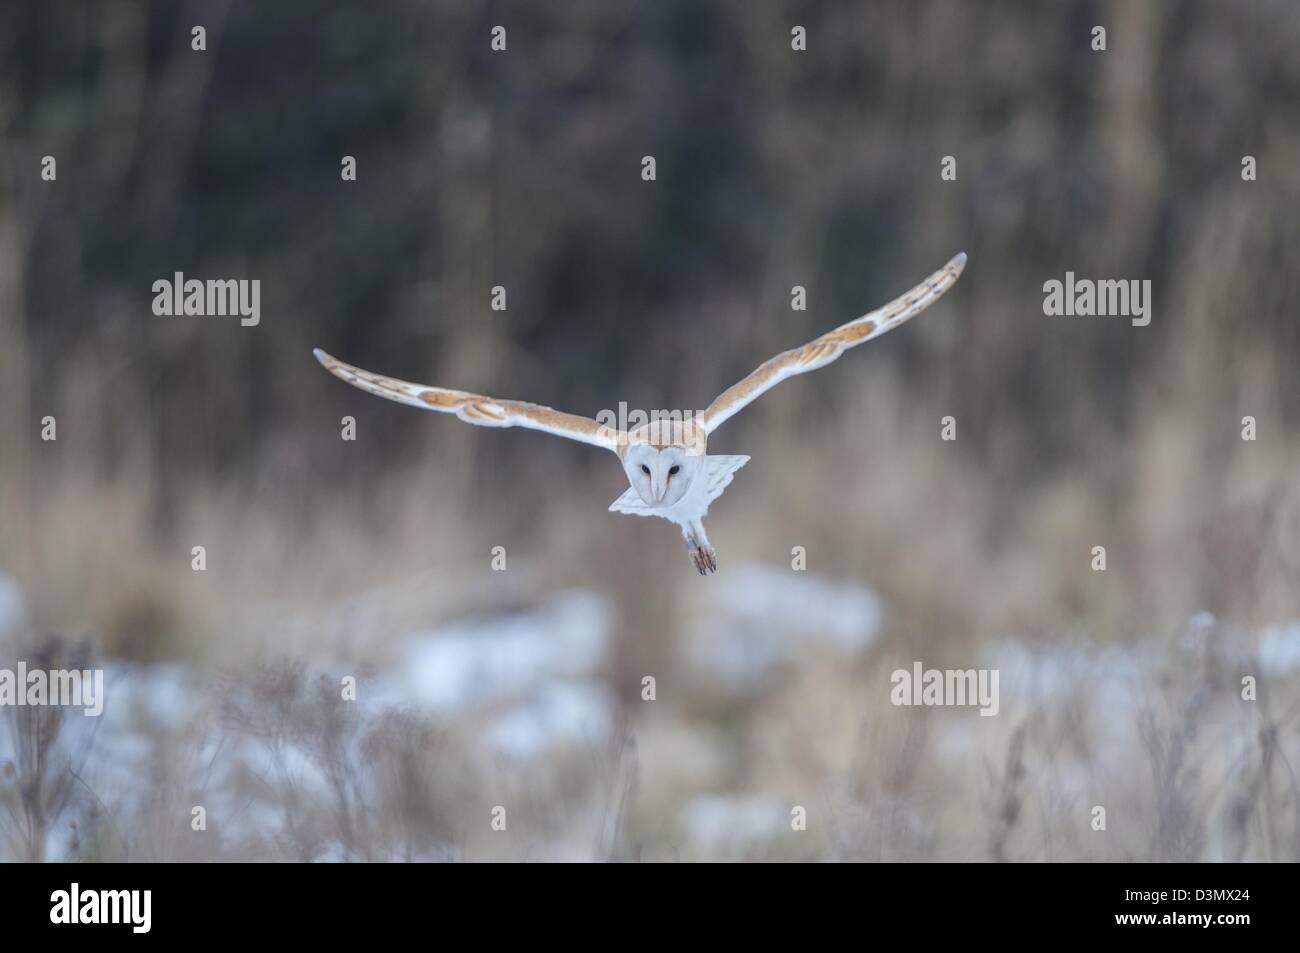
[698,252,966,434]
[313,349,623,452]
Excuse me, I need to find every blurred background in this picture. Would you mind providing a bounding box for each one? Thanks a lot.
[1,0,1299,861]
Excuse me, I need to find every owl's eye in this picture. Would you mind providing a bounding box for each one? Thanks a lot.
[669,465,680,475]
[640,464,651,475]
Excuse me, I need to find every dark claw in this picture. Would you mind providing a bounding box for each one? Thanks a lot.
[688,541,717,575]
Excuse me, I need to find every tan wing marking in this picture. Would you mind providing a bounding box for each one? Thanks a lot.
[699,252,966,434]
[313,349,623,452]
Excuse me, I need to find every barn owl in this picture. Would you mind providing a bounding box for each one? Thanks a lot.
[315,252,966,574]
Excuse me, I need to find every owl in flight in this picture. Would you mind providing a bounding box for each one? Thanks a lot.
[315,252,966,575]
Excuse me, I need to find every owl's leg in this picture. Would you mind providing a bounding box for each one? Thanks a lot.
[683,521,717,575]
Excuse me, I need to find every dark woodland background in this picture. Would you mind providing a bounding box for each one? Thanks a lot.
[1,1,1298,861]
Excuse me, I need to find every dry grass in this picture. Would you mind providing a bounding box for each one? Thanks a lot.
[2,361,1298,862]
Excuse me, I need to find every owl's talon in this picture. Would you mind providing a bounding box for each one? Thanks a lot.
[688,541,717,575]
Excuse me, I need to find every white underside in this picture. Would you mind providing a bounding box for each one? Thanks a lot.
[608,455,749,529]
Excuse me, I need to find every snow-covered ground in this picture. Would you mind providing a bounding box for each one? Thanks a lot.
[1,567,1297,861]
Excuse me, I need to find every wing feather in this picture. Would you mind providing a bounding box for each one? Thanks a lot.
[705,454,750,503]
[313,349,623,452]
[608,486,655,516]
[699,252,966,434]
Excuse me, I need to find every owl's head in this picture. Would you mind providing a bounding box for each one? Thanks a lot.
[623,444,702,507]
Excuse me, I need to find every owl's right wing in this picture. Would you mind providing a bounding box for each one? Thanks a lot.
[314,349,624,452]
[698,252,966,434]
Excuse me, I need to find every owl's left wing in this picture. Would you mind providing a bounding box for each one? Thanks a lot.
[698,252,966,434]
[314,349,624,452]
